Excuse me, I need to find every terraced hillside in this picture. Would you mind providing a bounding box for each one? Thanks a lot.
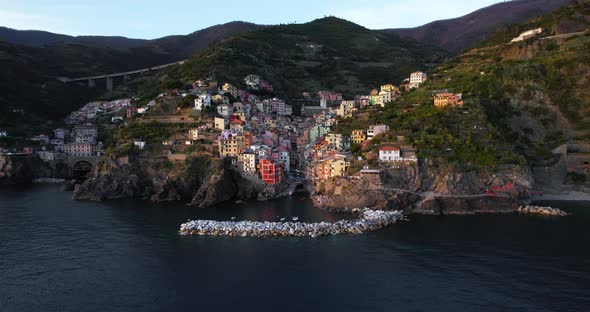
[165,17,448,99]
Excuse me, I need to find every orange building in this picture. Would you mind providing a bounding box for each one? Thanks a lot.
[434,93,463,108]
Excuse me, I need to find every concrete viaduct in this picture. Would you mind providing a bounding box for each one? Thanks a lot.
[57,59,187,91]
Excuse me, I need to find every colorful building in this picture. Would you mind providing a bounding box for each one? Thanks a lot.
[260,159,282,185]
[351,130,366,144]
[434,93,463,108]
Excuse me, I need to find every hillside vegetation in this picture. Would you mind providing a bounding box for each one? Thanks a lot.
[163,17,447,99]
[335,1,589,167]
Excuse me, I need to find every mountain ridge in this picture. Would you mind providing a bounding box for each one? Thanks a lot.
[383,0,571,53]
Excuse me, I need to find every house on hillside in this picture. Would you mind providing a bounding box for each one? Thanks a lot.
[511,28,543,43]
[367,125,389,140]
[379,146,401,162]
[351,130,366,144]
[409,72,427,88]
[194,94,212,111]
[434,92,463,108]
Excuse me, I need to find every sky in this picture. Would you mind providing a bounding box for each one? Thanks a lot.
[0,0,503,39]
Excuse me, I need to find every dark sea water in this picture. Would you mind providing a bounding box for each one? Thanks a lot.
[1,185,589,312]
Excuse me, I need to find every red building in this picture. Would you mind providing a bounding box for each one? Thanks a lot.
[260,159,282,185]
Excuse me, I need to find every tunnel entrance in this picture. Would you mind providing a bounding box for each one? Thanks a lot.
[73,161,93,179]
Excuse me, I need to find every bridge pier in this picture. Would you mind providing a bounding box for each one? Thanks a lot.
[106,77,113,91]
[123,74,129,85]
[88,79,95,88]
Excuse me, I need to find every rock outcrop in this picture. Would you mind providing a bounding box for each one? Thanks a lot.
[189,168,261,208]
[73,156,149,201]
[313,161,534,215]
[0,154,62,186]
[72,154,267,207]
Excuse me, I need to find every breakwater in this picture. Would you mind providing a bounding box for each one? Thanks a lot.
[518,205,569,216]
[179,209,404,238]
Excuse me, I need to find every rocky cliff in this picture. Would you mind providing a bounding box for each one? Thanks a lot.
[312,162,534,215]
[72,155,268,206]
[189,168,262,208]
[0,154,69,186]
[73,156,150,201]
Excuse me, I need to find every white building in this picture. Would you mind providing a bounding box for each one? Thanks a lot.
[409,72,427,88]
[0,131,6,137]
[194,94,212,111]
[379,90,393,104]
[511,28,543,43]
[379,146,401,162]
[278,151,290,172]
[242,153,257,173]
[133,140,146,150]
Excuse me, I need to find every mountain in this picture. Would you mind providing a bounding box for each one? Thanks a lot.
[148,21,263,58]
[0,27,149,49]
[165,17,448,99]
[0,21,262,59]
[383,0,571,54]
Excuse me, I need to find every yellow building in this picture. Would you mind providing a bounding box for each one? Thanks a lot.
[380,84,398,93]
[218,135,245,158]
[330,159,350,177]
[351,130,366,144]
[214,117,226,130]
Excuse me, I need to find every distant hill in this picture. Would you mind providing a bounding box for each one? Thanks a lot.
[166,17,448,99]
[0,21,262,59]
[383,0,570,54]
[148,21,263,58]
[0,27,149,49]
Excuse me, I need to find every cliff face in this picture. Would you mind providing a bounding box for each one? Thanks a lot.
[0,155,35,186]
[73,156,150,201]
[0,154,67,186]
[189,168,261,208]
[313,162,534,215]
[72,155,264,206]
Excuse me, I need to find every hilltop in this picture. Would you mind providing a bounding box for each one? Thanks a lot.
[0,21,262,58]
[163,17,447,99]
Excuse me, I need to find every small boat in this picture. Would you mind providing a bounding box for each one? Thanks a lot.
[280,217,286,221]
[292,217,299,221]
[231,216,236,220]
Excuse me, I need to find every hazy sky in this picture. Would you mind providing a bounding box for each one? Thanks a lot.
[0,0,502,39]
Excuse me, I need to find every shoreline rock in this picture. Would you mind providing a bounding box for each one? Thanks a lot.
[517,205,569,216]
